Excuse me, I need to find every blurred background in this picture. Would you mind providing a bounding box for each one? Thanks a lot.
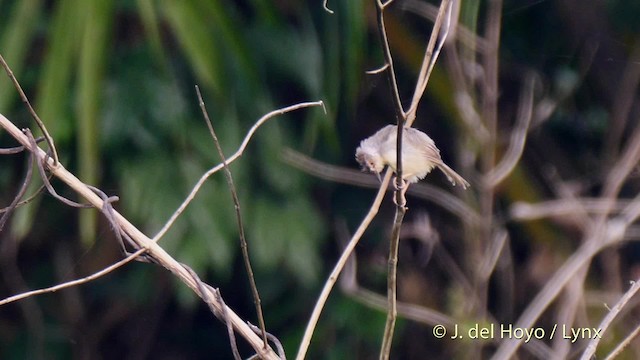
[1,0,640,359]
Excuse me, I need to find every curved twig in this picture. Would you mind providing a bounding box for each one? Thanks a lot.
[152,101,324,242]
[195,85,268,348]
[0,248,146,307]
[581,279,640,359]
[483,74,535,187]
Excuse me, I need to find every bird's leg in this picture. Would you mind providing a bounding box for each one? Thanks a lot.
[392,176,408,207]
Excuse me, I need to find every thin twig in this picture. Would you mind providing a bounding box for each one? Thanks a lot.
[477,229,508,281]
[581,279,640,359]
[195,85,268,348]
[379,206,405,360]
[0,233,45,358]
[366,64,390,75]
[281,149,481,225]
[403,0,489,54]
[152,101,324,243]
[0,248,146,306]
[322,0,334,14]
[0,136,44,154]
[0,149,33,232]
[510,198,633,221]
[375,0,405,121]
[406,0,453,126]
[483,73,535,187]
[338,235,454,326]
[374,2,408,357]
[603,321,640,360]
[295,170,392,360]
[0,53,59,165]
[373,3,454,357]
[248,322,287,360]
[0,137,49,215]
[184,264,243,360]
[24,129,92,209]
[217,300,240,359]
[0,183,48,214]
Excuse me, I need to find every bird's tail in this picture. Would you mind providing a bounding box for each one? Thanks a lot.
[437,163,470,189]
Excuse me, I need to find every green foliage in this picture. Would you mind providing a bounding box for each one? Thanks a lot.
[5,0,640,358]
[0,0,377,357]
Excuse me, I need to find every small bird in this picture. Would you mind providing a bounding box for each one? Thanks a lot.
[355,124,470,189]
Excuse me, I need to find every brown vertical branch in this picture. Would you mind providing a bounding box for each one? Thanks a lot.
[195,86,268,348]
[374,2,407,358]
[379,208,404,360]
[296,170,393,360]
[373,1,455,358]
[375,0,406,122]
[374,0,406,197]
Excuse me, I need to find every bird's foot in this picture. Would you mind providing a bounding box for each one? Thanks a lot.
[393,177,408,208]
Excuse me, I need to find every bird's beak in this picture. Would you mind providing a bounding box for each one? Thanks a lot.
[375,171,382,183]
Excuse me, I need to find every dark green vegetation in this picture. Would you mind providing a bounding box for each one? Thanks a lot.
[1,1,640,359]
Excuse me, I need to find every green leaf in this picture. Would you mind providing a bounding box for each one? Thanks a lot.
[161,0,224,95]
[76,0,115,246]
[36,0,83,142]
[0,0,42,112]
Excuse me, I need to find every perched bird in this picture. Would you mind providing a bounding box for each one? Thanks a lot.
[355,124,469,189]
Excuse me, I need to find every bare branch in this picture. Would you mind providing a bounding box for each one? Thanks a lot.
[152,101,324,242]
[248,323,287,360]
[477,229,508,281]
[322,0,334,14]
[296,170,393,360]
[379,196,405,359]
[216,289,242,360]
[0,54,59,165]
[0,112,281,359]
[195,85,268,349]
[511,198,634,221]
[405,0,453,126]
[603,322,640,360]
[581,279,640,359]
[375,0,405,122]
[282,149,482,225]
[366,64,390,75]
[483,74,535,187]
[24,129,92,208]
[0,248,146,307]
[0,150,33,232]
[403,0,490,53]
[336,219,454,326]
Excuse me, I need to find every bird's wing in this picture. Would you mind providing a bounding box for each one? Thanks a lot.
[405,128,470,188]
[404,127,443,164]
[377,124,398,143]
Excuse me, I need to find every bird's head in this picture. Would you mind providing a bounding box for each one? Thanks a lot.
[355,147,384,178]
